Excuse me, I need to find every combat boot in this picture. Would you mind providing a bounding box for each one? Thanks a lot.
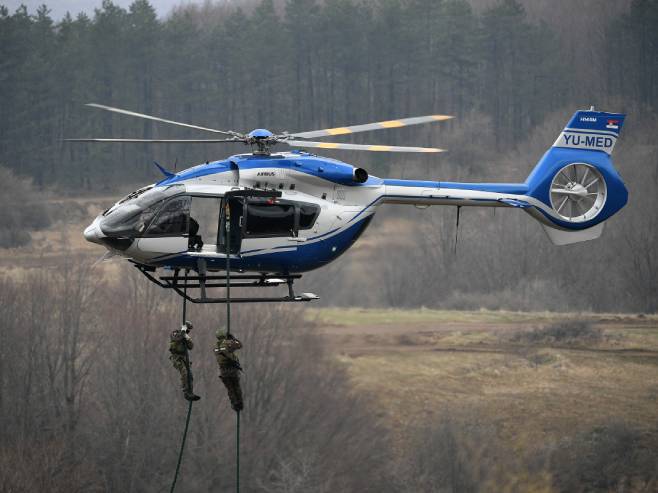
[184,391,201,401]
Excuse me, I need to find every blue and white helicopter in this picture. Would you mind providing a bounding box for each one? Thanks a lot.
[74,104,627,303]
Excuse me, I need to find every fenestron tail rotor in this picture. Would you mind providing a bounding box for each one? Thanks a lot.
[68,103,452,155]
[549,163,607,223]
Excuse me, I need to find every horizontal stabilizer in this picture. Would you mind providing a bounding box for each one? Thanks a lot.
[542,222,604,245]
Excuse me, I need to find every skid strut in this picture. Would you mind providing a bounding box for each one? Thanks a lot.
[133,263,319,304]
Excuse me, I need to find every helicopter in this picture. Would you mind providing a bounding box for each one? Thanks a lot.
[73,104,627,303]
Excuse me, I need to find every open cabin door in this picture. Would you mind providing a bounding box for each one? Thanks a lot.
[188,196,222,253]
[218,196,244,254]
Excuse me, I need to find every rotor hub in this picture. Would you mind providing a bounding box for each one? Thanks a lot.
[566,183,588,200]
[247,129,274,139]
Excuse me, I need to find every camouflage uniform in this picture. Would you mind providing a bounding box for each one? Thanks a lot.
[214,331,244,412]
[169,322,200,401]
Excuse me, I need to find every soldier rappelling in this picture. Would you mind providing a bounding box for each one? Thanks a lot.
[215,330,244,412]
[169,321,201,401]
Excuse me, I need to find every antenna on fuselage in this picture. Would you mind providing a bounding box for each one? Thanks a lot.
[454,206,461,255]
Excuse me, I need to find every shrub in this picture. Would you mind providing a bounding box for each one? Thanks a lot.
[0,165,51,247]
[550,421,658,492]
[512,320,603,347]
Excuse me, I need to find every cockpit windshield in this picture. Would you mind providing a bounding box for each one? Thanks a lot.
[100,184,184,237]
[116,185,155,206]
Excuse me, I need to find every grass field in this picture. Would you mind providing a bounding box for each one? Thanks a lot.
[309,308,658,457]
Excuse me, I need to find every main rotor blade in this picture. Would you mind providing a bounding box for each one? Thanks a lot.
[289,114,453,139]
[65,138,241,143]
[285,140,445,153]
[85,103,241,137]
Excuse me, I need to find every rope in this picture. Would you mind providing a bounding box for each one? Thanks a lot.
[170,401,193,493]
[236,411,241,493]
[182,270,188,322]
[169,270,194,493]
[225,201,232,337]
[225,200,240,493]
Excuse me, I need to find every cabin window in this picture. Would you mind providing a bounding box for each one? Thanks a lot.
[299,204,320,230]
[243,200,320,237]
[145,196,190,236]
[245,203,295,237]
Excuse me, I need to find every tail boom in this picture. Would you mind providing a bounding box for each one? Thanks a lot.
[380,109,628,245]
[382,179,531,207]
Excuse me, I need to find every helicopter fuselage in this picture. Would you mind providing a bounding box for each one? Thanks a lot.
[85,151,392,274]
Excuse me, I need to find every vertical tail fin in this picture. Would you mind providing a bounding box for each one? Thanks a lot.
[553,109,625,156]
[525,109,628,245]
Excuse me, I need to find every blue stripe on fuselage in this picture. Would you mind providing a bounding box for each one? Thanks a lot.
[154,214,374,273]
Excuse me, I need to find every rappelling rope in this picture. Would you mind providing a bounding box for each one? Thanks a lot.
[225,200,241,493]
[226,201,232,338]
[170,270,194,493]
[170,400,193,493]
[236,411,240,493]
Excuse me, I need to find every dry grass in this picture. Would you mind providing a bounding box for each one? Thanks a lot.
[314,307,658,459]
[307,306,658,326]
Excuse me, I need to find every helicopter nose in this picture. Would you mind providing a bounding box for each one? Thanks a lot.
[83,217,104,245]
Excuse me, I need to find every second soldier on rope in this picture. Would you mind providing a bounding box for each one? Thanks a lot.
[215,330,244,412]
[169,321,201,401]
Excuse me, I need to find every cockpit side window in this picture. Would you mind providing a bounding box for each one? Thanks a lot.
[100,203,160,237]
[145,196,190,236]
[99,185,185,237]
[298,204,320,230]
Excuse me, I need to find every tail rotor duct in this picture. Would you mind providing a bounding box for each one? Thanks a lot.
[550,163,607,223]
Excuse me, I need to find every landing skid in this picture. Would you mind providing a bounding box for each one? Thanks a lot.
[133,263,320,304]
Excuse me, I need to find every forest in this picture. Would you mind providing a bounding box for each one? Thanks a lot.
[0,0,656,188]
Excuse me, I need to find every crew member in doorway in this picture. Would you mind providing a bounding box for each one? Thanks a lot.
[188,216,203,251]
[215,330,244,412]
[169,321,201,401]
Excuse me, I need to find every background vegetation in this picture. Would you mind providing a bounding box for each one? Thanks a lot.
[1,263,656,492]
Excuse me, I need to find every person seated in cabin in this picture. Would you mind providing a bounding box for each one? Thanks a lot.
[188,216,204,251]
